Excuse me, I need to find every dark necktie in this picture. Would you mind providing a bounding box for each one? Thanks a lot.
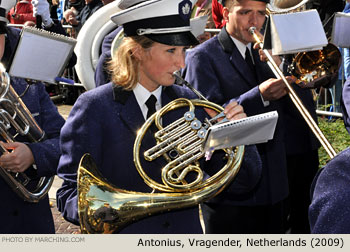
[145,94,157,119]
[245,47,255,72]
[245,47,257,82]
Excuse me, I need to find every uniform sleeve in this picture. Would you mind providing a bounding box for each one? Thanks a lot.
[94,51,111,87]
[184,49,226,104]
[26,84,65,177]
[56,93,103,225]
[309,149,350,233]
[341,79,350,134]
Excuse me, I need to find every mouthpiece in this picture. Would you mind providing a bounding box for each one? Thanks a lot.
[248,27,256,35]
[173,70,186,86]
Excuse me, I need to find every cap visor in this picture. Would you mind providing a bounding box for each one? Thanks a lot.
[145,31,199,46]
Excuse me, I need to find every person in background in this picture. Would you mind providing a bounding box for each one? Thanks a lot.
[63,8,78,37]
[23,20,36,26]
[211,0,225,28]
[0,0,65,234]
[340,0,350,131]
[7,0,36,26]
[183,0,295,233]
[309,77,350,234]
[185,0,324,234]
[66,0,85,14]
[56,0,262,234]
[191,0,215,43]
[66,0,103,34]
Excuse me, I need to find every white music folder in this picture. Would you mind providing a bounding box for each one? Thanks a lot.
[8,26,76,84]
[203,111,278,160]
[268,9,328,55]
[331,12,350,48]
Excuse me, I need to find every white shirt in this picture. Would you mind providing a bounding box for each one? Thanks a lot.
[230,36,254,63]
[230,35,269,107]
[133,83,162,120]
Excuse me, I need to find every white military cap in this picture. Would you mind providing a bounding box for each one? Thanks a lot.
[117,0,147,10]
[111,0,199,46]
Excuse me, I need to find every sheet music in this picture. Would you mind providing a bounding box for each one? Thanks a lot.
[331,12,350,48]
[8,26,76,84]
[270,10,327,55]
[203,111,278,160]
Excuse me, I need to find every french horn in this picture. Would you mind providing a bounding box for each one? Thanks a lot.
[0,64,53,202]
[78,97,244,234]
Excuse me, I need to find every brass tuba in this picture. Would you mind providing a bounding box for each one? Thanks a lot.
[267,0,309,14]
[0,64,53,203]
[78,97,244,233]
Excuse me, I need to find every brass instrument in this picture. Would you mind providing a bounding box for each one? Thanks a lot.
[0,64,53,202]
[266,0,342,85]
[249,27,336,159]
[78,95,244,233]
[267,0,309,14]
[288,43,341,85]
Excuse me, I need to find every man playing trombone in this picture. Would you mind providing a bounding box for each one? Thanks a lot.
[183,0,320,233]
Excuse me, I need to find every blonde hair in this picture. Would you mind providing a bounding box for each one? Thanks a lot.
[109,36,154,90]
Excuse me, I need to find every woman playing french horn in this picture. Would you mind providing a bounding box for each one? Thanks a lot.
[56,0,262,234]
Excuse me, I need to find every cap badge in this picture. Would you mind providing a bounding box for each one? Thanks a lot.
[179,0,192,21]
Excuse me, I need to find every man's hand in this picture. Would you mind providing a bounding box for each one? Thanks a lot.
[259,76,295,101]
[0,142,35,173]
[253,42,282,66]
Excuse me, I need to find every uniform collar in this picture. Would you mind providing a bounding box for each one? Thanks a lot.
[113,83,179,104]
[133,83,162,109]
[230,36,252,59]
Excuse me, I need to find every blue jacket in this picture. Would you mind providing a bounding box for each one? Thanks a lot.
[56,82,262,233]
[184,27,289,205]
[342,79,350,133]
[94,26,123,87]
[309,148,350,233]
[0,27,65,234]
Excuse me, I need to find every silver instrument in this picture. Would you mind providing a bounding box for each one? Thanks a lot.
[0,64,53,202]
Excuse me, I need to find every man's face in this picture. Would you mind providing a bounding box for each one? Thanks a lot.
[223,0,266,44]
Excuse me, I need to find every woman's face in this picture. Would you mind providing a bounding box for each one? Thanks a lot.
[138,42,187,92]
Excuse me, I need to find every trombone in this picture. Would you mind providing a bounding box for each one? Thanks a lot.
[249,27,337,159]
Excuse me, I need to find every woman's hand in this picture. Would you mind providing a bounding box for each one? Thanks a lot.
[205,100,246,122]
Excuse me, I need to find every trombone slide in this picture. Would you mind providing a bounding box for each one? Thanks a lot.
[249,27,336,159]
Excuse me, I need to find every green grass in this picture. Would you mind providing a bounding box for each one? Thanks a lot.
[318,117,350,167]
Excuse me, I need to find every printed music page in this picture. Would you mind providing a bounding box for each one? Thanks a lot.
[331,12,350,48]
[270,10,327,55]
[203,111,278,160]
[8,27,76,84]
